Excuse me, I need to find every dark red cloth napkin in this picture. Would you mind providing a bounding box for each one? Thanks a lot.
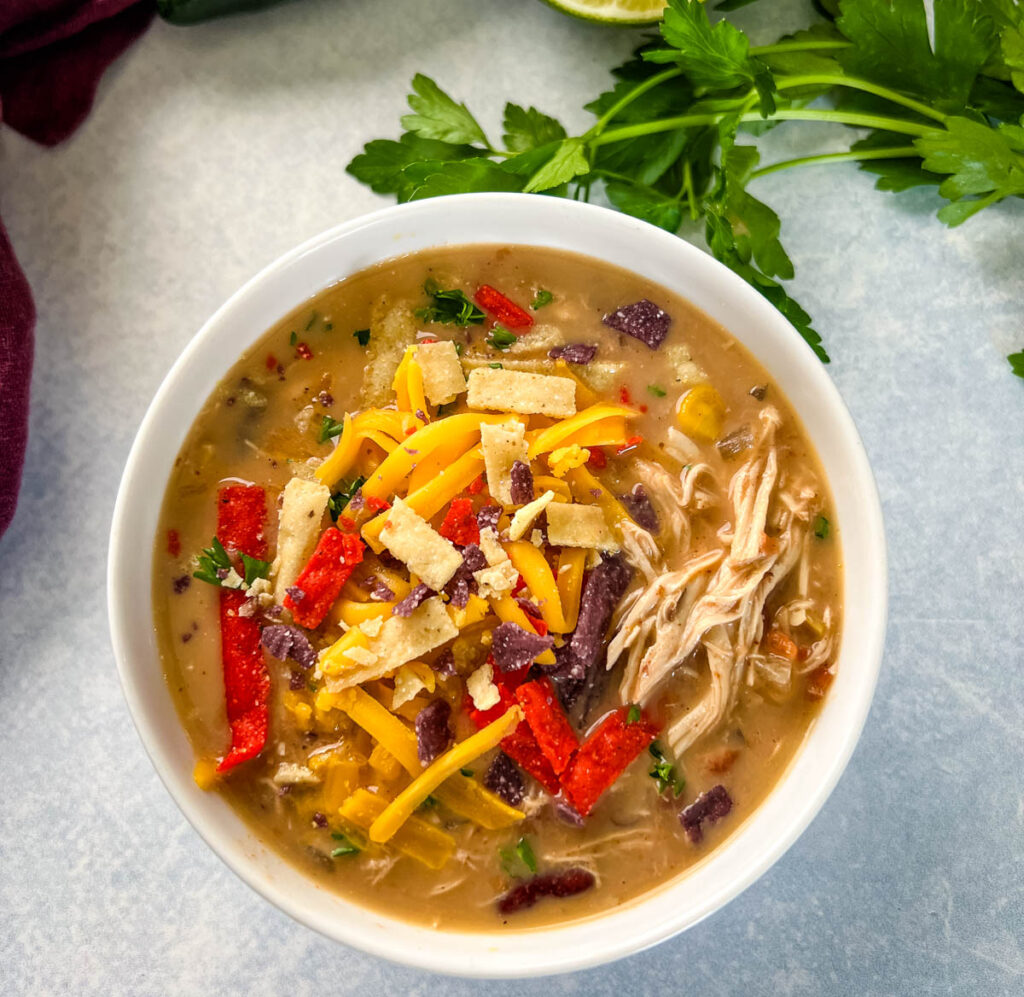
[0,0,154,538]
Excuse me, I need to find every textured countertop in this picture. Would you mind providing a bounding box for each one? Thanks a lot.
[1,1,1022,994]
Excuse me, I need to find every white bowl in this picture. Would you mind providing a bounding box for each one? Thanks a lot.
[108,194,886,978]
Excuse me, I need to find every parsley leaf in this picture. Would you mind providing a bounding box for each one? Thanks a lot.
[653,0,776,115]
[502,103,567,153]
[193,536,232,587]
[318,415,345,443]
[626,704,642,723]
[1009,350,1024,378]
[401,73,490,147]
[915,117,1024,224]
[402,158,523,201]
[416,281,486,326]
[813,514,830,540]
[837,0,997,112]
[647,384,667,398]
[487,327,517,350]
[240,553,271,587]
[353,328,371,347]
[531,289,554,310]
[522,137,590,193]
[604,180,683,232]
[346,132,480,195]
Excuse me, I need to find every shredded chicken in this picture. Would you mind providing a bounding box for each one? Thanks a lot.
[613,406,825,755]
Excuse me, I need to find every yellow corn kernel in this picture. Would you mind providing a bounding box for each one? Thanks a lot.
[676,383,725,442]
[192,758,219,791]
[368,743,404,783]
[548,444,590,478]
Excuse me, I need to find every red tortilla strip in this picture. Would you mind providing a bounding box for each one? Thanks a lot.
[283,528,364,629]
[215,484,269,773]
[560,707,658,816]
[515,677,578,775]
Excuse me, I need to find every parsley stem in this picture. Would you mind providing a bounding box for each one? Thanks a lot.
[750,40,853,55]
[588,67,685,135]
[774,74,949,124]
[748,146,919,180]
[594,108,933,146]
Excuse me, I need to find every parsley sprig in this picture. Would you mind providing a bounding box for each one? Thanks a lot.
[347,0,1024,376]
[193,537,270,589]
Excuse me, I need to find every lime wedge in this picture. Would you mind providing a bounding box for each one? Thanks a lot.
[539,0,667,25]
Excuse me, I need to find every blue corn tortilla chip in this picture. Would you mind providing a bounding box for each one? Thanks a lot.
[548,343,597,365]
[393,582,435,617]
[484,751,525,807]
[476,504,501,533]
[261,624,317,670]
[679,784,733,843]
[620,483,659,533]
[509,460,534,506]
[491,621,554,673]
[497,868,595,914]
[443,543,486,608]
[415,699,452,764]
[568,554,633,678]
[602,299,671,349]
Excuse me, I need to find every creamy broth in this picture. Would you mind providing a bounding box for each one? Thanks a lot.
[154,245,841,930]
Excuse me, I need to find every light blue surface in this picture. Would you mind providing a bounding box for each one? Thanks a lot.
[1,1,1022,994]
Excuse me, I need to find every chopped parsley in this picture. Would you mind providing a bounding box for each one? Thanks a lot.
[813,515,830,540]
[647,384,667,398]
[488,362,503,369]
[318,414,346,443]
[648,742,685,798]
[289,330,297,346]
[305,311,318,331]
[626,704,642,724]
[499,836,537,877]
[487,326,517,351]
[460,767,474,777]
[193,537,232,587]
[415,279,485,326]
[328,476,366,522]
[531,289,553,310]
[329,831,360,858]
[353,328,371,347]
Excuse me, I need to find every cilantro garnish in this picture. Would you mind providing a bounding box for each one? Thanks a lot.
[193,537,232,587]
[289,331,297,346]
[353,328,371,347]
[530,289,554,310]
[460,767,474,777]
[328,476,366,522]
[626,704,642,724]
[648,742,685,798]
[305,312,318,331]
[487,326,517,350]
[647,384,667,398]
[499,836,537,877]
[344,0,1024,376]
[415,279,485,326]
[813,515,830,540]
[488,362,503,369]
[318,415,345,443]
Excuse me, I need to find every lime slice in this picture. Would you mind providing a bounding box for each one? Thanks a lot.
[539,0,667,25]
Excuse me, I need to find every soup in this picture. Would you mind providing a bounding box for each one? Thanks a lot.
[154,245,841,930]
